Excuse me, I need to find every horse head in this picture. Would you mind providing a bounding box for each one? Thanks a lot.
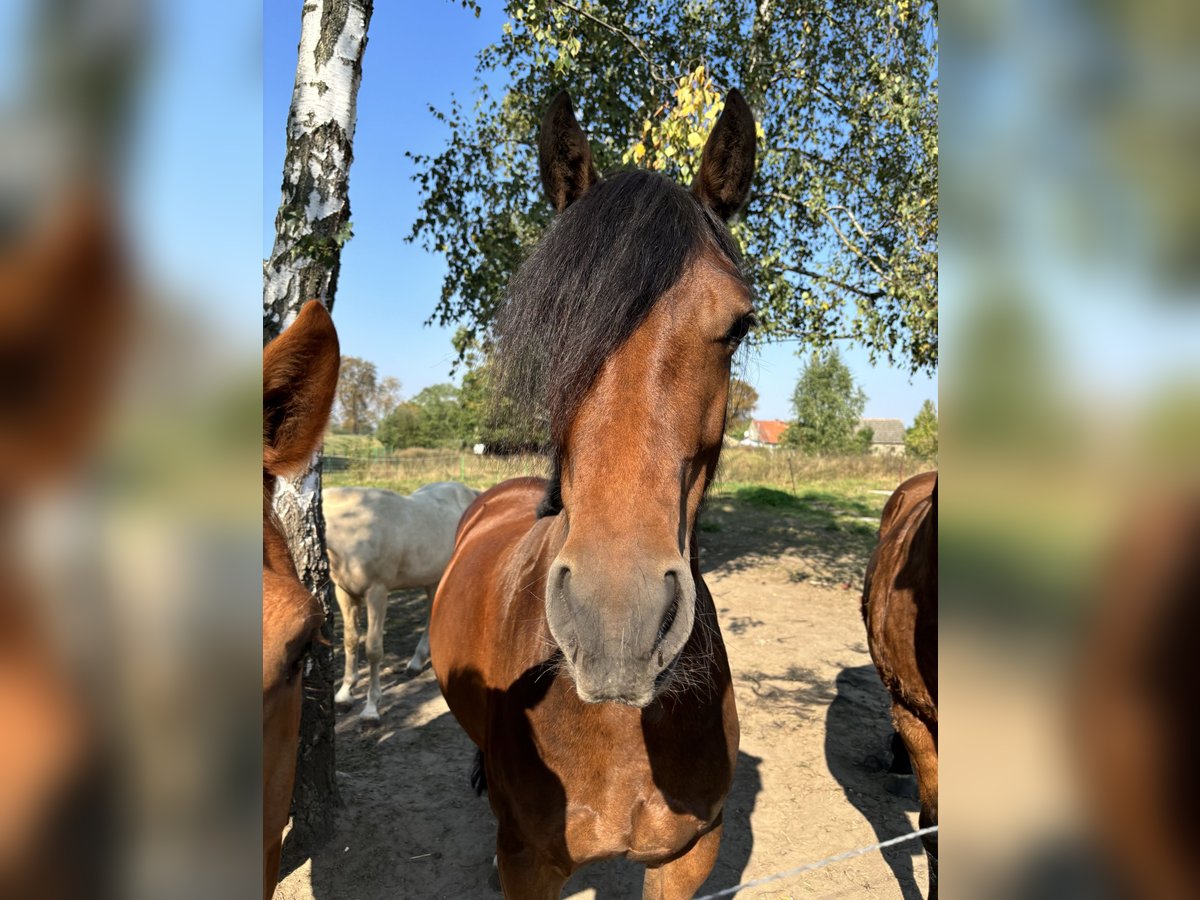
[502,90,757,707]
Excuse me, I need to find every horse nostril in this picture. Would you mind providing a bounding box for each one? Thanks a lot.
[555,565,571,596]
[654,573,681,655]
[663,570,682,605]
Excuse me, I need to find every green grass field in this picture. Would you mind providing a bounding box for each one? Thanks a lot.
[321,438,924,534]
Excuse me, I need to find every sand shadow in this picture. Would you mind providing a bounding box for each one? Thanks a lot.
[700,487,879,589]
[824,664,924,900]
[277,668,448,883]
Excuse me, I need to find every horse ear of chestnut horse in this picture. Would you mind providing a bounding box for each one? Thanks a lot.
[261,300,339,900]
[262,301,340,482]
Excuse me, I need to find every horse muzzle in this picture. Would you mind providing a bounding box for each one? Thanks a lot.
[544,556,696,708]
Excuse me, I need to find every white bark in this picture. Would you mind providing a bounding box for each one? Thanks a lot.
[264,0,373,339]
[263,0,373,853]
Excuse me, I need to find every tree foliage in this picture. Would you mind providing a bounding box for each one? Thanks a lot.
[726,376,759,437]
[782,347,871,454]
[409,0,937,374]
[334,358,402,435]
[335,356,378,434]
[905,398,938,460]
[375,402,424,451]
[410,384,467,447]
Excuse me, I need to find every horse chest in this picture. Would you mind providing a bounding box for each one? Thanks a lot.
[564,782,716,863]
[529,709,729,864]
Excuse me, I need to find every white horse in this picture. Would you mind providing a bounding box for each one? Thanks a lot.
[324,481,479,722]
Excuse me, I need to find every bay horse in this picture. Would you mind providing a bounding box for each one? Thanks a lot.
[430,88,757,898]
[862,471,938,897]
[325,481,480,722]
[262,300,340,899]
[1075,495,1200,898]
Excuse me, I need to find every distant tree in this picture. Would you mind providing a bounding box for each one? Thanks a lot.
[905,399,938,460]
[335,356,378,434]
[726,377,759,438]
[855,424,875,455]
[782,348,869,454]
[376,402,424,451]
[410,383,465,447]
[334,361,403,435]
[456,329,550,452]
[373,375,403,423]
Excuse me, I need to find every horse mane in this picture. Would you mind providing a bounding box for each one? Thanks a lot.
[493,169,744,453]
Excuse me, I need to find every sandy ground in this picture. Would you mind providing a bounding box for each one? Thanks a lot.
[276,497,929,899]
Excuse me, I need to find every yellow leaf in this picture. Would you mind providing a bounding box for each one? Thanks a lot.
[687,131,703,148]
[633,142,646,161]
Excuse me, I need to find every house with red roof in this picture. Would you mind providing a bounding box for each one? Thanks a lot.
[741,419,790,448]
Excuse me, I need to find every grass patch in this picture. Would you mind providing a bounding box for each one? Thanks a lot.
[323,432,385,457]
[319,443,922,536]
[730,486,807,512]
[720,484,883,522]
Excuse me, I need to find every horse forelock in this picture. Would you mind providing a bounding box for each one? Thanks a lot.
[493,169,744,452]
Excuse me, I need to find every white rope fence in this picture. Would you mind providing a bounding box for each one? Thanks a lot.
[693,824,938,899]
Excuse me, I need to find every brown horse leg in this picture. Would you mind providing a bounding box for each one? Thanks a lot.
[495,827,568,899]
[893,704,938,899]
[642,818,723,900]
[264,837,282,900]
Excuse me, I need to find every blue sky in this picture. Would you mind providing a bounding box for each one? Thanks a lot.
[262,0,938,423]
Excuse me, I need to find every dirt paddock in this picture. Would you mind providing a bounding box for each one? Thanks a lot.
[276,493,929,899]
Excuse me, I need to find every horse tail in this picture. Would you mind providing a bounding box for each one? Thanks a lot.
[470,748,487,796]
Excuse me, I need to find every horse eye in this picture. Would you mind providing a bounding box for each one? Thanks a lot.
[722,312,757,348]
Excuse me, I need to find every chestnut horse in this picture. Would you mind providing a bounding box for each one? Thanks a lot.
[0,186,128,898]
[429,89,757,899]
[862,471,938,897]
[262,300,340,899]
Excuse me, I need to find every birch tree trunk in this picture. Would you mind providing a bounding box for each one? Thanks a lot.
[263,0,373,856]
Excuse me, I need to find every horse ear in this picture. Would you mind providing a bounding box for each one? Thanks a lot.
[539,91,599,212]
[263,300,340,479]
[692,89,757,220]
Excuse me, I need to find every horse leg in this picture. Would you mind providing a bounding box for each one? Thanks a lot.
[894,704,938,899]
[404,585,435,676]
[333,584,359,707]
[264,835,282,900]
[361,583,388,724]
[641,818,723,900]
[495,826,568,900]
